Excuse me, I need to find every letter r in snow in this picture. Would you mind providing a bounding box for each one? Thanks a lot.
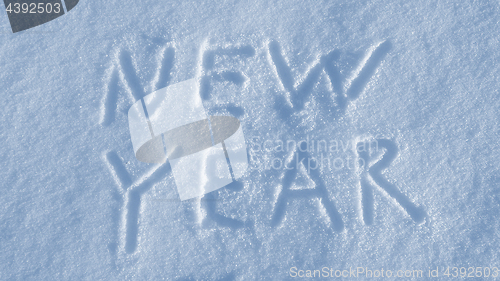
[357,139,426,224]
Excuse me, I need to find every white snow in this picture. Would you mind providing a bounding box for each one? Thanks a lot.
[1,0,500,279]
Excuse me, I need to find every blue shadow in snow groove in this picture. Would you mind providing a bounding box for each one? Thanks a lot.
[358,139,426,225]
[271,148,344,232]
[125,162,171,253]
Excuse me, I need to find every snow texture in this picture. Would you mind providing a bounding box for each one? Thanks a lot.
[1,0,500,280]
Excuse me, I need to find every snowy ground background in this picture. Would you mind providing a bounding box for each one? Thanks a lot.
[1,0,500,280]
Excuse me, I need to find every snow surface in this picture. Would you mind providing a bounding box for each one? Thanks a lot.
[1,0,500,280]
